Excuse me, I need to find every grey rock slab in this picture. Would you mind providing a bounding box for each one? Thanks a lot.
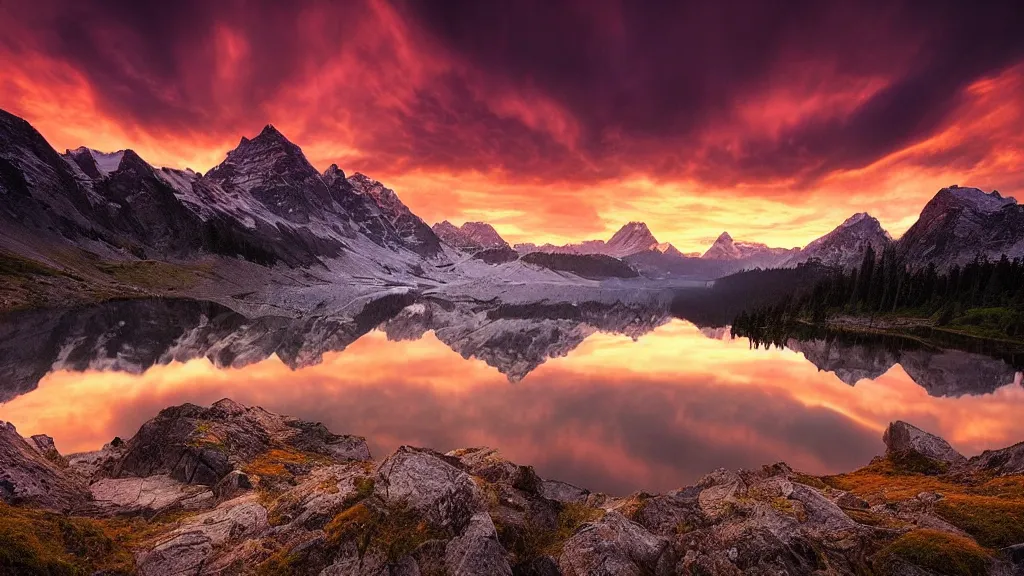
[89,474,213,516]
[444,512,513,576]
[135,495,268,576]
[375,446,481,532]
[558,511,674,576]
[883,421,965,465]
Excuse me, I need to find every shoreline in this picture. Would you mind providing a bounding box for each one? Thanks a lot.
[3,399,1024,574]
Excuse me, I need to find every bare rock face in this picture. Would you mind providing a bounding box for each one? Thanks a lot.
[135,495,269,576]
[447,447,541,494]
[539,479,590,504]
[967,441,1024,476]
[87,475,214,517]
[0,420,86,511]
[444,512,514,576]
[558,511,676,576]
[882,421,966,465]
[375,446,482,533]
[111,398,370,486]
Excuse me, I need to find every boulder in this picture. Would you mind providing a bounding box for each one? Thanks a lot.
[28,434,56,455]
[539,479,590,504]
[0,420,86,512]
[375,446,481,533]
[882,421,965,465]
[444,512,513,575]
[447,447,541,494]
[558,511,675,576]
[111,398,370,486]
[213,470,252,499]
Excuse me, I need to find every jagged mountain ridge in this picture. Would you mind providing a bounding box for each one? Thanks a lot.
[4,106,1023,293]
[782,213,892,270]
[0,109,444,272]
[514,221,672,259]
[432,220,510,251]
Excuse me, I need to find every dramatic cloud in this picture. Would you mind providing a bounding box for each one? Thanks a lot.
[1,0,1022,249]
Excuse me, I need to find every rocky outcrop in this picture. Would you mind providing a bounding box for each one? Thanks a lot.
[967,441,1024,476]
[375,446,481,533]
[135,495,270,576]
[111,398,370,486]
[0,420,86,512]
[559,511,676,576]
[883,421,966,465]
[3,402,1023,576]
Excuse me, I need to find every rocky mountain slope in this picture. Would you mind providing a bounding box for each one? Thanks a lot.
[0,108,663,315]
[3,399,1024,575]
[783,213,892,270]
[701,232,798,265]
[432,221,510,251]
[898,185,1024,269]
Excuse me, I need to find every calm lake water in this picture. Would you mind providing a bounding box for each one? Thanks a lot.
[1,298,1022,495]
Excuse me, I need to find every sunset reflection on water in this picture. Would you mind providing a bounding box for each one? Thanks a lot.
[1,320,1022,494]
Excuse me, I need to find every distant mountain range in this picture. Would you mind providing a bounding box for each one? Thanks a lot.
[2,106,1022,307]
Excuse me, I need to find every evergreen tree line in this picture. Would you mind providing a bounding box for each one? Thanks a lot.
[733,247,1024,341]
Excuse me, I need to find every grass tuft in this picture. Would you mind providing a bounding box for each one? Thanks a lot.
[874,530,989,576]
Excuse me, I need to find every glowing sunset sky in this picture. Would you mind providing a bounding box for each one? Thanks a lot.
[2,0,1023,252]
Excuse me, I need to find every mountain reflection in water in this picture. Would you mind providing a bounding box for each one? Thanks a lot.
[0,297,1022,494]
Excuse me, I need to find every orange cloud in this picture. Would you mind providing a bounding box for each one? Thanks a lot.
[1,1,1022,252]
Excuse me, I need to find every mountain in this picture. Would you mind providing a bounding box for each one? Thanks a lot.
[0,108,450,274]
[432,221,510,251]
[897,185,1024,269]
[514,221,660,258]
[604,222,659,256]
[701,232,796,264]
[783,213,891,270]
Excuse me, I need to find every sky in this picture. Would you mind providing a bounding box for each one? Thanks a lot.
[2,0,1023,252]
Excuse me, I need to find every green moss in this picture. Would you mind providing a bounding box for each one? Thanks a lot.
[0,503,135,575]
[875,530,989,576]
[96,260,210,291]
[935,495,1024,549]
[0,251,61,278]
[325,500,440,563]
[497,501,605,563]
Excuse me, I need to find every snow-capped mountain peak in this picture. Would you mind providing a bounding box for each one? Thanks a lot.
[604,221,659,256]
[206,124,320,193]
[943,185,1017,213]
[64,147,126,178]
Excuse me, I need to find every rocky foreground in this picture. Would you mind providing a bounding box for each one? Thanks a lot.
[2,400,1024,575]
